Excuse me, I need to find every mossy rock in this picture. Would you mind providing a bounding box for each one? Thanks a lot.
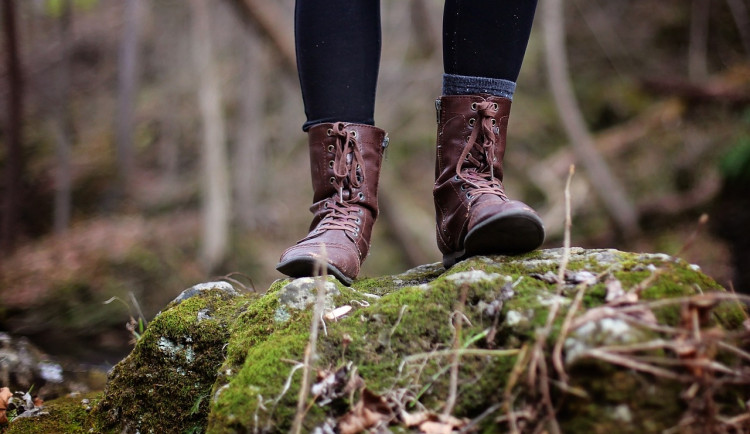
[0,393,101,434]
[7,248,747,433]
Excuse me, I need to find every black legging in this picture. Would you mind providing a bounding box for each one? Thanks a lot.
[295,0,538,130]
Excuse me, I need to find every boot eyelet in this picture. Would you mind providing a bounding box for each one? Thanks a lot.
[492,102,499,110]
[493,156,497,162]
[351,130,357,138]
[468,118,476,127]
[329,177,335,184]
[460,185,466,191]
[327,128,333,136]
[491,119,497,126]
[324,202,329,209]
[327,144,334,152]
[358,209,363,215]
[329,160,334,168]
[470,102,477,110]
[466,136,471,141]
[466,192,472,199]
[355,217,361,224]
[358,192,365,200]
[453,175,460,181]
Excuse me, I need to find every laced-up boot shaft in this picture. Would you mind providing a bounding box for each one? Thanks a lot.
[277,122,388,285]
[434,94,544,267]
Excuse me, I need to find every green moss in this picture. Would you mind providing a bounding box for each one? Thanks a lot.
[1,393,100,434]
[90,287,249,433]
[88,249,749,433]
[560,363,685,433]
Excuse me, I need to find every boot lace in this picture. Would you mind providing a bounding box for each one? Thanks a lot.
[317,123,367,237]
[455,101,508,201]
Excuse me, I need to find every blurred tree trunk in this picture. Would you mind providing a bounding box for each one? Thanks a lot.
[115,0,143,202]
[149,1,188,191]
[1,0,24,251]
[234,36,265,229]
[190,0,231,271]
[158,112,180,189]
[228,0,296,73]
[542,0,639,237]
[409,0,438,58]
[688,0,710,81]
[53,0,74,234]
[725,0,750,56]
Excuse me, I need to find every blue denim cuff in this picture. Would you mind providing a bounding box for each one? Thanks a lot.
[442,73,516,100]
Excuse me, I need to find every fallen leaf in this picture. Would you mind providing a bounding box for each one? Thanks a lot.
[338,388,393,434]
[604,278,625,302]
[530,271,558,284]
[400,409,468,433]
[325,305,353,321]
[400,410,430,427]
[420,421,454,434]
[312,365,351,406]
[0,387,12,424]
[566,270,597,285]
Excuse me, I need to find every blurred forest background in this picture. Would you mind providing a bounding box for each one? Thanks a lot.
[0,0,749,364]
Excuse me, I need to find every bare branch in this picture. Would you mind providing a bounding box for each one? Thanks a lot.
[542,0,639,237]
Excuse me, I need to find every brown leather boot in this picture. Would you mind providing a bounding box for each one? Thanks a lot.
[277,122,388,285]
[434,94,545,268]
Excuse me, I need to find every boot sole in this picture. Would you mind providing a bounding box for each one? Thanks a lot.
[443,209,545,268]
[276,257,354,286]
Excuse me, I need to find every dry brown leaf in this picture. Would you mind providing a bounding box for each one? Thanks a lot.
[419,421,454,434]
[419,415,467,433]
[604,277,625,302]
[338,388,393,434]
[0,387,12,424]
[400,409,467,433]
[400,410,430,427]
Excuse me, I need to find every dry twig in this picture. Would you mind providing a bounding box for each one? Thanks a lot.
[291,246,328,434]
[503,344,530,434]
[443,285,468,417]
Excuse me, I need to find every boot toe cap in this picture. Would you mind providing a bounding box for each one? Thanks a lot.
[277,241,360,284]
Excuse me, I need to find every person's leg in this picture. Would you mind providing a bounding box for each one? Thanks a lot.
[295,0,381,131]
[434,0,544,267]
[442,0,538,87]
[278,0,388,285]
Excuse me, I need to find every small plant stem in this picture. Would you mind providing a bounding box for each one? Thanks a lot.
[557,164,575,289]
